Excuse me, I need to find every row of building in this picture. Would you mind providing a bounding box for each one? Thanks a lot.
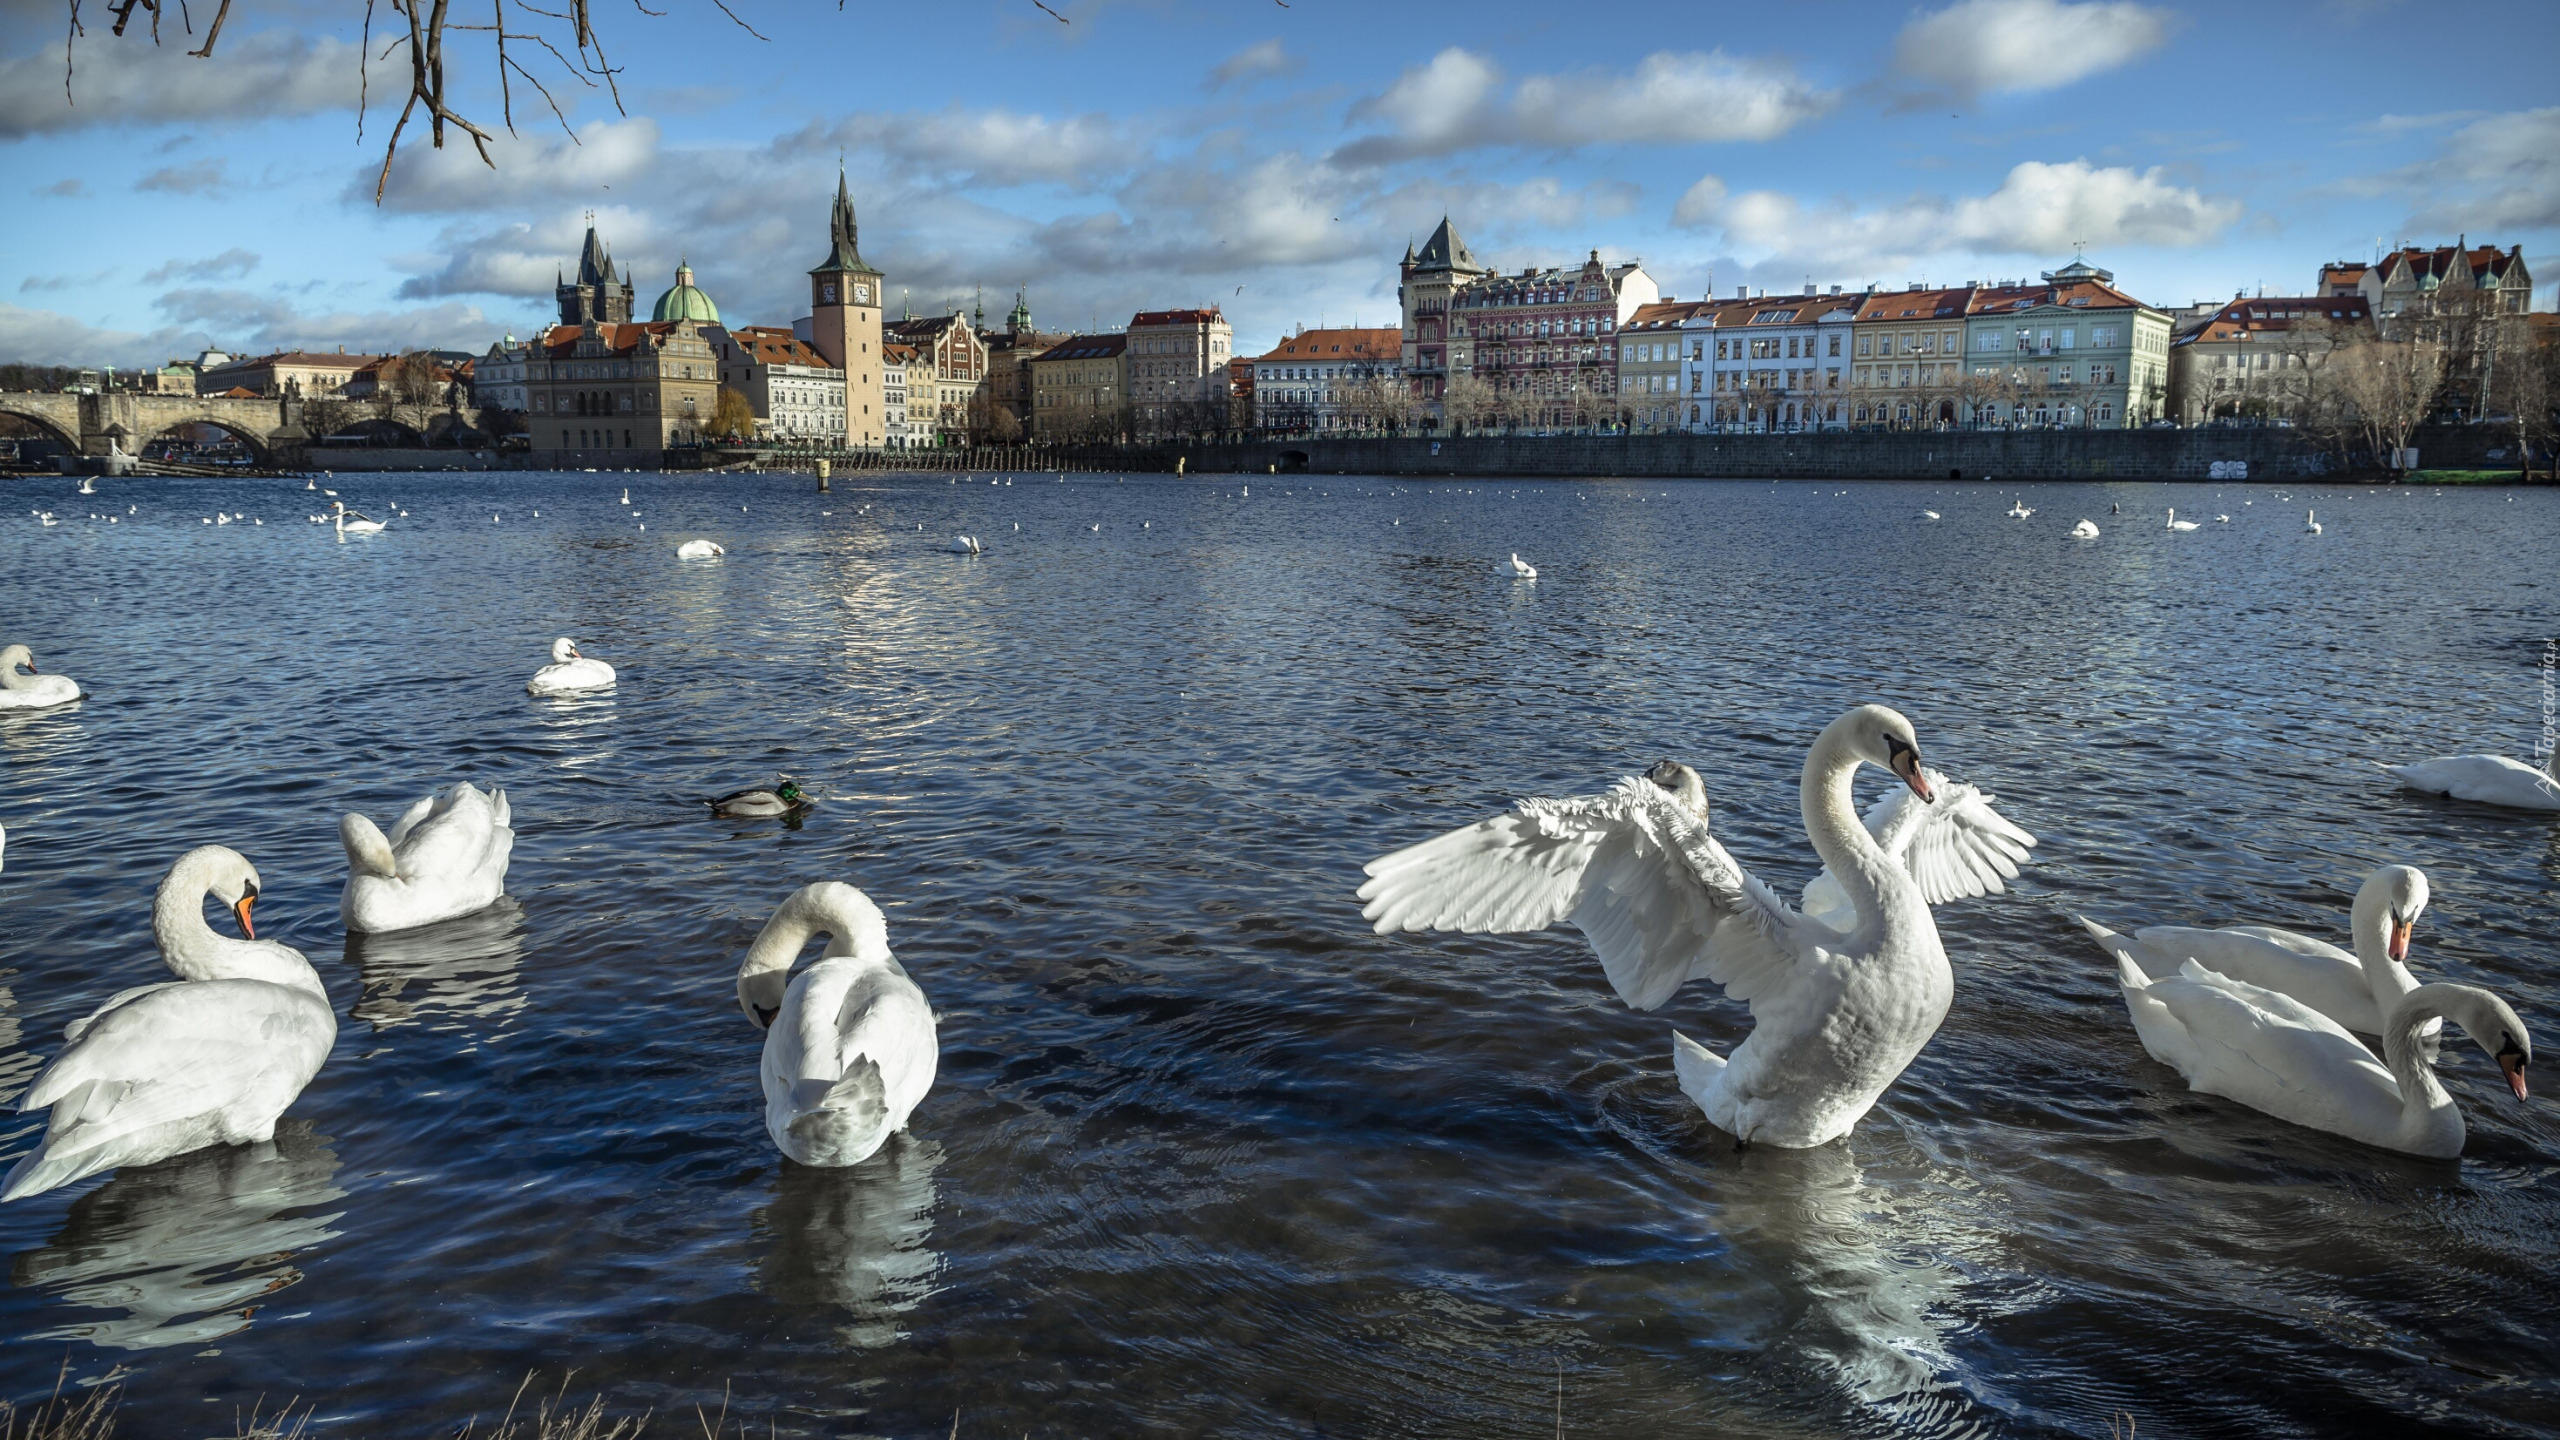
[131,178,2541,451]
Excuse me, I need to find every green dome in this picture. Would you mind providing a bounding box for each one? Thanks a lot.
[651,261,720,324]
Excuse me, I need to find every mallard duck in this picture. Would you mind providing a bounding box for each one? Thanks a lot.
[709,779,813,818]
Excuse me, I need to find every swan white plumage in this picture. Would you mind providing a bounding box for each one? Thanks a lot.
[2006,501,2034,519]
[2070,519,2100,538]
[2098,939,2530,1159]
[331,502,385,536]
[2383,749,2560,812]
[0,645,82,709]
[2304,509,2322,535]
[527,637,615,695]
[339,781,515,934]
[735,882,938,1167]
[2080,866,2433,1039]
[1921,510,1941,521]
[948,535,983,554]
[1359,707,2023,1147]
[675,539,726,558]
[2166,508,2199,532]
[2,846,336,1201]
[1506,553,1538,579]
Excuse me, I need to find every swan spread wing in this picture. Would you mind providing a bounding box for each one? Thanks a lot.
[18,981,332,1163]
[1799,770,2035,927]
[1358,779,1800,1012]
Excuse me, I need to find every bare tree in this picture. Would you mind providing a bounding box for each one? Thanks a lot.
[377,351,445,434]
[56,1,773,202]
[2484,320,2558,479]
[2330,335,2445,470]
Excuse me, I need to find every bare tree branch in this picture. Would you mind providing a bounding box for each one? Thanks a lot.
[187,0,229,56]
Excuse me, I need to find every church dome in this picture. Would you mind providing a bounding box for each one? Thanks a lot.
[651,261,720,324]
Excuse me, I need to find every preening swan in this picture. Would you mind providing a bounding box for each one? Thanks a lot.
[1505,553,1538,579]
[735,882,938,1167]
[1920,511,1941,522]
[2070,519,2100,539]
[331,502,385,536]
[2080,866,2433,1039]
[2384,749,2560,813]
[340,781,515,934]
[1359,707,2027,1148]
[2304,509,2322,535]
[2101,947,2529,1159]
[527,637,616,695]
[708,778,812,818]
[675,539,726,558]
[2166,509,2199,532]
[2006,501,2034,519]
[0,645,82,709]
[948,535,983,555]
[2,846,336,1201]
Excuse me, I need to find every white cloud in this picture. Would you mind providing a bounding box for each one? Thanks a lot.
[136,158,230,195]
[1209,38,1299,91]
[2384,106,2560,232]
[1673,174,1728,228]
[1685,159,2241,274]
[143,248,261,284]
[0,291,502,368]
[1343,47,1831,163]
[825,107,1138,190]
[369,118,662,213]
[1893,0,2174,100]
[0,30,363,137]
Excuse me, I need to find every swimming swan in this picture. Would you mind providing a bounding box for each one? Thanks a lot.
[340,781,515,934]
[2166,509,2199,532]
[0,645,82,709]
[2304,509,2322,535]
[2,846,335,1201]
[2383,748,2560,813]
[2071,519,2100,538]
[2078,866,2433,1039]
[331,502,386,536]
[675,539,726,559]
[735,882,938,1167]
[527,638,616,695]
[948,535,983,555]
[2101,945,2529,1159]
[1359,706,2023,1147]
[1505,553,1538,579]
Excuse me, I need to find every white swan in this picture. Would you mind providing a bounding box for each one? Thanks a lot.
[2,846,336,1201]
[2304,509,2322,535]
[340,781,515,934]
[675,539,726,558]
[2166,508,2199,532]
[2105,956,2529,1159]
[2216,514,2231,523]
[2384,749,2560,812]
[2070,519,2100,538]
[0,645,82,709]
[331,502,385,536]
[948,535,983,555]
[1359,706,2024,1147]
[2078,866,2432,1039]
[735,882,938,1167]
[1505,553,1538,579]
[1920,510,1940,522]
[527,637,615,695]
[2006,501,2034,519]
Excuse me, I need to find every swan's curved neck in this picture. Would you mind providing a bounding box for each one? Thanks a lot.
[0,651,32,691]
[740,887,890,986]
[2347,884,2417,1014]
[1801,721,1895,928]
[2380,986,2460,1139]
[151,854,321,993]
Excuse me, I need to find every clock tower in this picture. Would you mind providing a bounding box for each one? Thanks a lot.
[808,169,885,447]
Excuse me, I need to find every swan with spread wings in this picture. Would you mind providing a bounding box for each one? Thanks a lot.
[1356,706,2035,1148]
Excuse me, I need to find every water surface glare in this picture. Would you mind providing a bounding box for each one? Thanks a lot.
[2,471,2556,1438]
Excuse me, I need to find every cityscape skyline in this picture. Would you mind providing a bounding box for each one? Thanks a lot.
[2,0,2555,368]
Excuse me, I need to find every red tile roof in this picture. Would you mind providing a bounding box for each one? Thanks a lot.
[1852,287,1974,322]
[1129,308,1225,327]
[1256,327,1400,361]
[2172,295,2371,346]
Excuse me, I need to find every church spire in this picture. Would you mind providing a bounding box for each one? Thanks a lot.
[811,166,878,276]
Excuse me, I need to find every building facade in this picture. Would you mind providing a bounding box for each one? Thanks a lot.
[711,324,848,442]
[1248,328,1401,434]
[499,238,726,454]
[1027,333,1128,440]
[1126,307,1233,439]
[1958,260,2172,428]
[1689,290,1855,431]
[979,291,1069,439]
[1616,300,1707,432]
[1397,218,1491,420]
[2359,241,2533,331]
[805,172,887,448]
[1454,250,1659,429]
[1849,285,1975,428]
[884,313,988,446]
[2168,294,2375,425]
[196,350,383,399]
[882,341,917,448]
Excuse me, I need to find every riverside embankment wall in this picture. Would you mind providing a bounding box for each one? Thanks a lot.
[1158,424,2520,482]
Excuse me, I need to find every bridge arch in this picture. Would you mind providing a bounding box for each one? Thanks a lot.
[0,401,80,452]
[139,415,274,464]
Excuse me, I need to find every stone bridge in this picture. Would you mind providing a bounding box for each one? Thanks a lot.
[0,390,307,464]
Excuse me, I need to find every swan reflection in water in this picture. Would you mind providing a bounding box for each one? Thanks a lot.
[347,897,528,1038]
[10,1121,346,1351]
[754,1133,945,1349]
[1704,1139,1986,1433]
[0,968,47,1106]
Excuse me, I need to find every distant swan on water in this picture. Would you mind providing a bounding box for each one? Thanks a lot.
[2166,508,2199,532]
[2071,519,2100,538]
[1505,553,1537,579]
[0,644,81,709]
[675,539,725,558]
[948,535,983,554]
[2305,509,2322,534]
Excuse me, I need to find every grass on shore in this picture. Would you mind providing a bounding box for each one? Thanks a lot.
[2404,467,2535,484]
[0,1370,657,1440]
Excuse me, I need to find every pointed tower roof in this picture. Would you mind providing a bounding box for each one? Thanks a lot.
[1411,217,1486,276]
[576,223,616,285]
[811,169,881,278]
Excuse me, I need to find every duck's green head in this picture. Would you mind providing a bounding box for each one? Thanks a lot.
[776,780,804,803]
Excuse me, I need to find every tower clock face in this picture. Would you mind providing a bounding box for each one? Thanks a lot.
[854,284,871,304]
[821,283,837,303]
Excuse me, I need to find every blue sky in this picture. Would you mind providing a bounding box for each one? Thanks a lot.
[2,0,2554,367]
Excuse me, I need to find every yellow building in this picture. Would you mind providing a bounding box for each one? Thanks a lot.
[1027,333,1128,441]
[805,171,886,448]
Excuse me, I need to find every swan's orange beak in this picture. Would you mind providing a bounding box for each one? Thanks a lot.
[1890,749,1935,804]
[232,892,257,940]
[2388,920,2413,963]
[2498,1049,2529,1101]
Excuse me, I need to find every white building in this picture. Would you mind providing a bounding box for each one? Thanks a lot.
[882,341,917,449]
[474,337,534,413]
[1682,289,1855,431]
[1125,307,1234,438]
[709,325,847,443]
[1247,327,1402,434]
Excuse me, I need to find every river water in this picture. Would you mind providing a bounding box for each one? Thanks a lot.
[1,471,2554,1437]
